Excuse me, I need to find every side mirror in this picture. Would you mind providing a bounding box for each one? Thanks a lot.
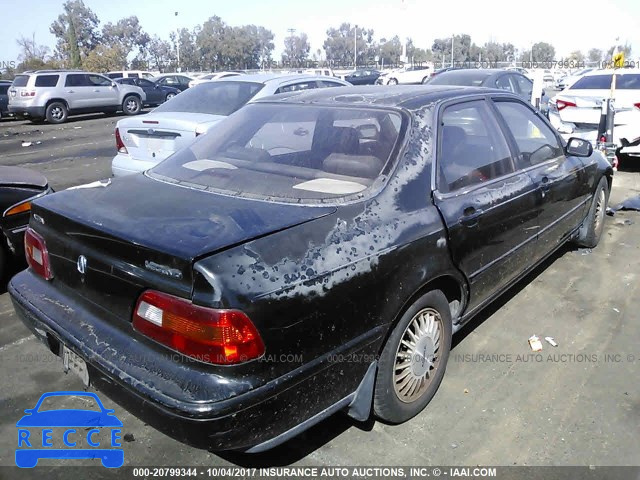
[111,82,117,88]
[566,137,593,157]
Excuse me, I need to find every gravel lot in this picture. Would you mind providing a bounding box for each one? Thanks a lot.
[1,112,639,473]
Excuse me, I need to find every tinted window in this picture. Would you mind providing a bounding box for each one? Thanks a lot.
[616,74,640,89]
[65,74,88,87]
[428,71,492,87]
[438,100,513,193]
[571,74,612,89]
[120,78,135,85]
[138,79,154,88]
[153,81,263,116]
[129,73,139,78]
[495,75,516,92]
[107,73,122,79]
[515,75,533,99]
[0,85,8,95]
[177,76,191,85]
[12,75,30,87]
[34,75,59,87]
[319,80,345,88]
[276,81,318,94]
[149,104,403,203]
[159,76,177,85]
[494,101,563,168]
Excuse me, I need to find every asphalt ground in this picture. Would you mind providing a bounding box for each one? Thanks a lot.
[0,111,639,477]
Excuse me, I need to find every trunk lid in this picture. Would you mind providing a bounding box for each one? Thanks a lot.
[118,112,226,163]
[30,174,335,321]
[0,166,48,189]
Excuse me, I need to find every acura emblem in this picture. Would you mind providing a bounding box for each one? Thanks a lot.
[77,255,87,274]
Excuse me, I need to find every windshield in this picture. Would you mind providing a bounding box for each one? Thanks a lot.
[149,103,404,203]
[152,81,264,116]
[428,71,492,86]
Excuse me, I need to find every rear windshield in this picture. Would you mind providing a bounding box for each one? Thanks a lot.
[12,75,30,87]
[152,81,264,116]
[34,75,59,87]
[616,74,640,89]
[571,74,612,89]
[428,71,492,87]
[149,103,404,203]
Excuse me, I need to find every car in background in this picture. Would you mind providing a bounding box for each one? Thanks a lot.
[7,70,146,124]
[112,74,351,176]
[107,70,156,80]
[556,68,596,90]
[188,72,242,88]
[342,69,381,85]
[376,65,432,85]
[549,70,640,130]
[0,80,12,120]
[505,66,533,80]
[425,69,543,108]
[427,66,465,81]
[152,74,193,92]
[10,86,612,453]
[114,77,180,106]
[0,166,51,280]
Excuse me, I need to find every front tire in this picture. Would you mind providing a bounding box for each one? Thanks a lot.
[165,92,176,102]
[45,102,67,124]
[374,290,452,424]
[574,176,609,248]
[421,76,430,84]
[122,95,141,115]
[388,78,398,85]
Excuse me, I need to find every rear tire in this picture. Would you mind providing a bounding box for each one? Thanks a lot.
[421,76,430,84]
[574,176,609,248]
[165,92,176,102]
[388,78,398,85]
[122,95,141,115]
[45,102,68,124]
[374,290,452,424]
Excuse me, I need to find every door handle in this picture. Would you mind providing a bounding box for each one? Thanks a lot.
[460,206,484,227]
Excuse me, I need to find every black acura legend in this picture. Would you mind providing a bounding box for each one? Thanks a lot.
[9,86,612,452]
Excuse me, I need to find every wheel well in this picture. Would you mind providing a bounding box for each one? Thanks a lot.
[379,275,465,354]
[45,98,69,110]
[123,93,141,101]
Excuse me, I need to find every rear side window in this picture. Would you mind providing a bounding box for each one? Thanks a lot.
[571,74,612,89]
[494,101,563,168]
[515,75,533,99]
[65,74,88,87]
[12,75,30,87]
[438,100,513,193]
[34,75,59,87]
[276,81,318,94]
[319,80,345,88]
[495,75,516,93]
[616,74,640,89]
[129,73,139,78]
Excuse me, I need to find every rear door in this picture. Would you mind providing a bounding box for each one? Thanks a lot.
[492,99,589,257]
[433,98,541,312]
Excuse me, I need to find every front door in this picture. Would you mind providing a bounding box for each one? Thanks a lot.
[433,98,541,313]
[492,99,590,257]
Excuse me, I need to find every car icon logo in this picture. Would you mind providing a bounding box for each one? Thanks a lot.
[77,255,87,274]
[16,391,124,468]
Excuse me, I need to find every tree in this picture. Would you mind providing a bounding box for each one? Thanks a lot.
[588,48,603,63]
[406,38,432,64]
[568,50,585,63]
[50,0,100,66]
[148,35,174,72]
[82,44,127,72]
[172,27,199,71]
[379,37,402,66]
[606,43,632,60]
[479,42,514,63]
[15,34,59,71]
[323,23,375,67]
[282,32,311,68]
[196,16,227,71]
[531,42,555,62]
[101,16,150,69]
[432,34,474,65]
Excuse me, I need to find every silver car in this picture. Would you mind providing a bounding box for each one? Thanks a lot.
[112,74,351,176]
[8,70,146,124]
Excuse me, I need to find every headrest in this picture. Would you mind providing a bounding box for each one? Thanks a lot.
[323,153,384,179]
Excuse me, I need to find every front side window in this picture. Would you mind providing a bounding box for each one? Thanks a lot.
[570,74,612,89]
[438,100,513,193]
[616,74,640,89]
[138,79,153,88]
[276,81,318,94]
[494,100,563,168]
[149,104,404,203]
[495,75,516,93]
[515,75,533,99]
[87,75,111,86]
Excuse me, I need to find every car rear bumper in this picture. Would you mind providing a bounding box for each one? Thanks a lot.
[111,153,159,177]
[8,105,46,118]
[9,270,376,451]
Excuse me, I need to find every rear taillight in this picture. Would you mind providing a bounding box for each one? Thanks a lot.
[115,127,127,154]
[634,103,640,110]
[24,227,53,280]
[556,100,577,111]
[133,290,265,365]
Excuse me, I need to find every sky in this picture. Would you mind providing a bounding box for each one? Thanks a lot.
[1,0,639,66]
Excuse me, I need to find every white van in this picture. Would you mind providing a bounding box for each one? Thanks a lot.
[106,71,157,80]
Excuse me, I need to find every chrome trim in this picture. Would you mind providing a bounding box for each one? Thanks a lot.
[2,188,50,218]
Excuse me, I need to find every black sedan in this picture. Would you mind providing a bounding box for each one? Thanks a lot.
[114,78,180,107]
[9,86,612,452]
[426,68,537,102]
[1,166,51,279]
[342,69,381,85]
[0,80,12,120]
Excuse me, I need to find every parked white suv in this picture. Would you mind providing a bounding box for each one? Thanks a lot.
[376,65,432,85]
[8,70,146,124]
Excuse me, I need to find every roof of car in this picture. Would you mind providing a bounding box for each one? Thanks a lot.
[253,84,510,110]
[220,73,344,84]
[583,69,639,76]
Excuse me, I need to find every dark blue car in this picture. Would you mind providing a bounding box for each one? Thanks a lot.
[115,77,180,107]
[16,391,123,468]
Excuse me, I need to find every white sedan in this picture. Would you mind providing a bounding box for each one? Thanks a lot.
[112,74,351,176]
[376,65,432,85]
[188,72,242,88]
